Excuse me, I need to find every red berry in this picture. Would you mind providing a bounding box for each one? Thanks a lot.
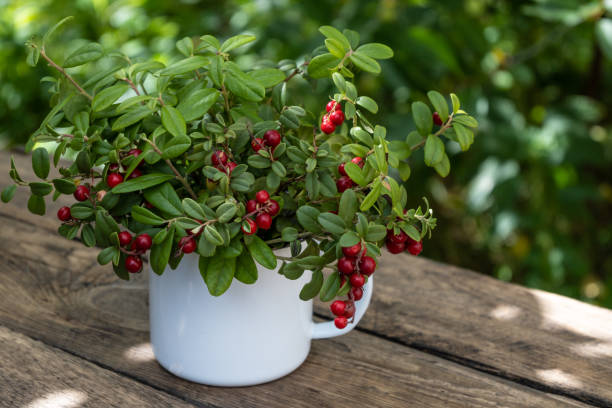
[246,199,258,213]
[227,162,237,173]
[125,255,142,273]
[74,185,90,202]
[386,240,405,254]
[128,169,142,179]
[343,301,355,318]
[211,150,228,166]
[256,213,272,230]
[251,138,265,152]
[144,201,154,209]
[351,156,364,168]
[242,218,258,235]
[134,233,152,251]
[180,236,197,254]
[107,172,123,188]
[337,257,355,275]
[351,286,363,301]
[330,300,346,316]
[321,119,336,134]
[406,239,423,256]
[329,110,345,126]
[118,231,133,246]
[266,199,280,216]
[387,229,408,244]
[433,112,443,126]
[338,162,347,177]
[326,100,338,113]
[109,163,119,172]
[349,273,365,288]
[57,206,71,221]
[340,275,347,287]
[342,243,362,257]
[128,148,142,158]
[264,130,281,147]
[336,176,354,193]
[334,316,348,329]
[358,256,376,276]
[255,190,270,204]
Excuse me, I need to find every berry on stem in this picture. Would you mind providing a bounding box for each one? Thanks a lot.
[334,316,348,329]
[255,190,270,204]
[387,229,408,244]
[350,273,365,288]
[256,213,272,230]
[351,156,364,168]
[386,240,405,254]
[266,199,280,216]
[358,256,376,276]
[251,138,265,152]
[118,231,133,246]
[338,162,348,177]
[342,243,362,257]
[107,172,123,188]
[180,236,197,254]
[125,255,142,273]
[246,199,258,213]
[74,185,90,202]
[264,130,281,147]
[406,239,423,256]
[321,119,335,134]
[343,302,355,318]
[337,257,355,275]
[433,112,443,126]
[326,100,338,112]
[128,169,142,179]
[351,286,363,301]
[57,206,71,221]
[227,162,237,174]
[134,233,152,251]
[242,218,257,235]
[128,148,142,158]
[336,176,354,193]
[330,300,346,316]
[329,110,345,126]
[211,150,228,166]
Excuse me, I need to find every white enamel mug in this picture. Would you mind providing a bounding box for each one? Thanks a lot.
[149,246,373,386]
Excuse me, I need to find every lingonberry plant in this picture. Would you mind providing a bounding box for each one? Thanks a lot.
[2,20,478,330]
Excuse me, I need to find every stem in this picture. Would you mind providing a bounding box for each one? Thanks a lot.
[123,78,140,96]
[144,138,198,200]
[410,112,455,152]
[264,232,315,245]
[221,84,231,117]
[39,47,93,101]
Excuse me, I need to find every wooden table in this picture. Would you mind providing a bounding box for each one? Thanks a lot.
[1,150,611,408]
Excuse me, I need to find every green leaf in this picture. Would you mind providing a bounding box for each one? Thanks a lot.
[204,256,236,296]
[26,45,40,67]
[198,234,217,257]
[453,115,479,128]
[112,106,153,131]
[281,227,298,242]
[296,205,322,233]
[131,205,166,225]
[162,135,191,159]
[271,161,287,177]
[319,272,341,302]
[356,96,378,114]
[401,224,421,242]
[150,226,175,275]
[299,269,324,301]
[388,141,411,160]
[32,148,50,179]
[182,198,208,220]
[412,101,433,137]
[398,161,411,181]
[159,56,209,76]
[81,224,96,247]
[307,53,340,79]
[75,151,90,174]
[596,18,612,60]
[216,202,237,223]
[433,153,451,177]
[143,182,183,216]
[234,250,258,284]
[199,34,220,50]
[42,16,73,47]
[450,93,460,114]
[161,105,186,138]
[224,61,265,102]
[230,172,255,192]
[1,185,16,203]
[176,36,194,56]
[365,224,387,241]
[111,173,174,194]
[343,162,366,186]
[350,52,381,74]
[339,231,360,247]
[338,189,358,225]
[70,203,94,219]
[245,235,277,269]
[356,43,394,59]
[318,26,351,51]
[92,84,130,112]
[177,88,219,121]
[453,123,474,151]
[325,38,346,59]
[248,68,285,88]
[427,90,449,122]
[424,135,445,166]
[29,182,52,196]
[204,224,224,246]
[360,179,382,211]
[97,247,118,265]
[317,212,346,235]
[64,42,103,68]
[220,34,256,52]
[27,194,45,215]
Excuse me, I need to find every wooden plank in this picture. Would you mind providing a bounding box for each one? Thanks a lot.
[0,157,595,407]
[0,325,194,407]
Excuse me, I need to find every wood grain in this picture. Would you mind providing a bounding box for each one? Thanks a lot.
[0,150,605,407]
[0,325,193,407]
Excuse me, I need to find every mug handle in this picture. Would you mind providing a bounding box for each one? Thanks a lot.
[311,276,374,339]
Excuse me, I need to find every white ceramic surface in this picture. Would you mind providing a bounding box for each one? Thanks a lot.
[149,246,373,386]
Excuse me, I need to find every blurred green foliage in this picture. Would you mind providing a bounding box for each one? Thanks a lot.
[1,0,611,306]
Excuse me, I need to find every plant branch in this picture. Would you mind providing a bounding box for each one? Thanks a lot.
[143,138,198,200]
[40,47,93,101]
[264,232,315,245]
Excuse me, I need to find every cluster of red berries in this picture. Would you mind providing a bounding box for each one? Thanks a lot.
[211,150,238,175]
[251,129,282,153]
[321,101,345,134]
[385,229,423,256]
[331,242,376,329]
[336,156,363,193]
[242,190,279,235]
[106,149,144,189]
[118,231,152,273]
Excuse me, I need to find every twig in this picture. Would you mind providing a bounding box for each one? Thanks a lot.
[144,138,198,200]
[40,47,93,101]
